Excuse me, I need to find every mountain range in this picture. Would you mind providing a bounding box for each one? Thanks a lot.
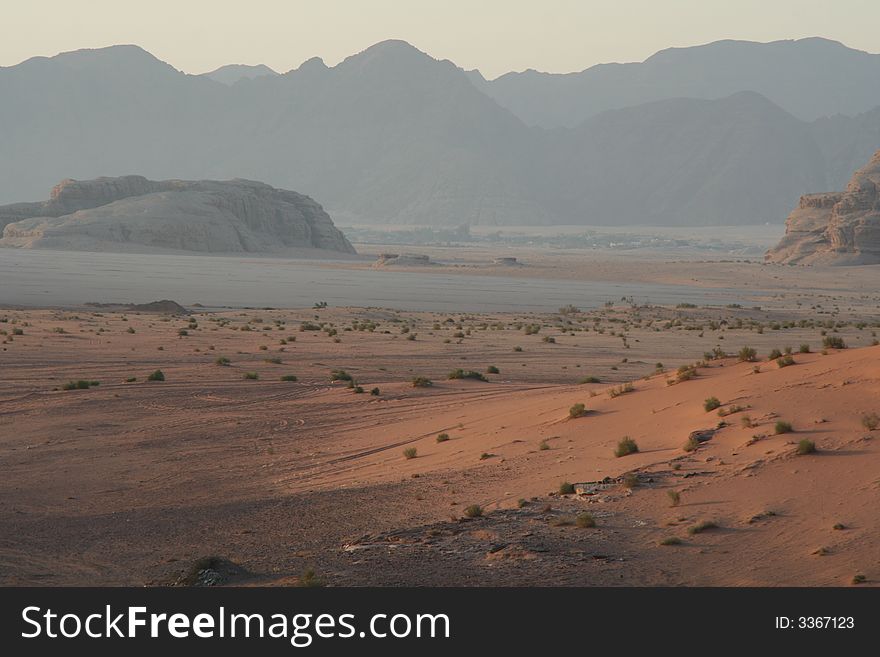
[2,37,880,227]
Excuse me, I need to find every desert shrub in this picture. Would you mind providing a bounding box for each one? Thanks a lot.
[436,433,450,443]
[542,335,556,343]
[768,348,783,360]
[330,369,352,381]
[861,413,879,431]
[244,372,259,380]
[549,516,575,527]
[568,403,587,418]
[463,504,483,518]
[403,447,418,460]
[63,380,93,390]
[774,420,793,434]
[575,512,596,528]
[796,439,816,455]
[513,346,523,352]
[718,404,745,417]
[799,343,811,353]
[559,481,575,495]
[622,473,639,489]
[852,574,866,585]
[674,365,697,382]
[667,490,681,507]
[264,357,282,364]
[177,328,188,336]
[353,386,364,394]
[688,520,718,535]
[738,346,757,362]
[297,569,324,588]
[147,370,165,382]
[125,377,137,383]
[579,376,600,384]
[412,377,433,388]
[215,356,231,366]
[370,387,380,396]
[280,375,298,382]
[776,354,795,368]
[683,436,700,452]
[448,369,488,382]
[609,382,635,397]
[822,336,846,349]
[740,415,754,428]
[12,328,23,336]
[703,396,721,412]
[538,439,550,451]
[614,436,639,457]
[660,536,682,546]
[486,365,500,374]
[126,327,136,334]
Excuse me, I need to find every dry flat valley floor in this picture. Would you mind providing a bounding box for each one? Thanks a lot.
[1,258,879,586]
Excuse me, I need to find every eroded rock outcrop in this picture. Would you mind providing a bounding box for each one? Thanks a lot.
[767,150,880,264]
[0,176,356,255]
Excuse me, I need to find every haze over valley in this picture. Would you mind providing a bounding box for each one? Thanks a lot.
[2,37,880,228]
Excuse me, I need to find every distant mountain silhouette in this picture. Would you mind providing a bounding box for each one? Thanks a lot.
[1,39,879,227]
[471,38,880,128]
[201,63,279,85]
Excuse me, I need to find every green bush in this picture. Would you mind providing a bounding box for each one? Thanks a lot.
[330,369,352,381]
[822,336,846,349]
[559,481,575,495]
[244,372,259,380]
[774,420,793,434]
[448,369,488,382]
[147,370,165,382]
[486,365,500,374]
[738,346,757,362]
[62,380,94,390]
[412,376,433,388]
[436,433,450,443]
[796,439,816,455]
[614,436,639,457]
[575,512,596,528]
[403,447,417,459]
[861,413,879,431]
[688,520,718,535]
[569,403,587,418]
[463,504,483,518]
[703,396,721,412]
[280,374,298,382]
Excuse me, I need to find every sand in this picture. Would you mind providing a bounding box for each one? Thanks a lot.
[1,299,877,586]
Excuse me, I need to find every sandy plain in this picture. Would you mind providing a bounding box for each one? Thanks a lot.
[1,250,878,586]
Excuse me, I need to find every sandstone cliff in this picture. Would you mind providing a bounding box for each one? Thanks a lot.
[766,149,880,264]
[0,176,356,255]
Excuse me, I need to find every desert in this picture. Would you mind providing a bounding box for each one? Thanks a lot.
[2,5,880,605]
[1,256,877,586]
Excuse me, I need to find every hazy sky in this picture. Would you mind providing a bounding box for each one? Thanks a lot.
[3,0,878,78]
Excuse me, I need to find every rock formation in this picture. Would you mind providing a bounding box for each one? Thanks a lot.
[766,149,880,264]
[0,176,356,255]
